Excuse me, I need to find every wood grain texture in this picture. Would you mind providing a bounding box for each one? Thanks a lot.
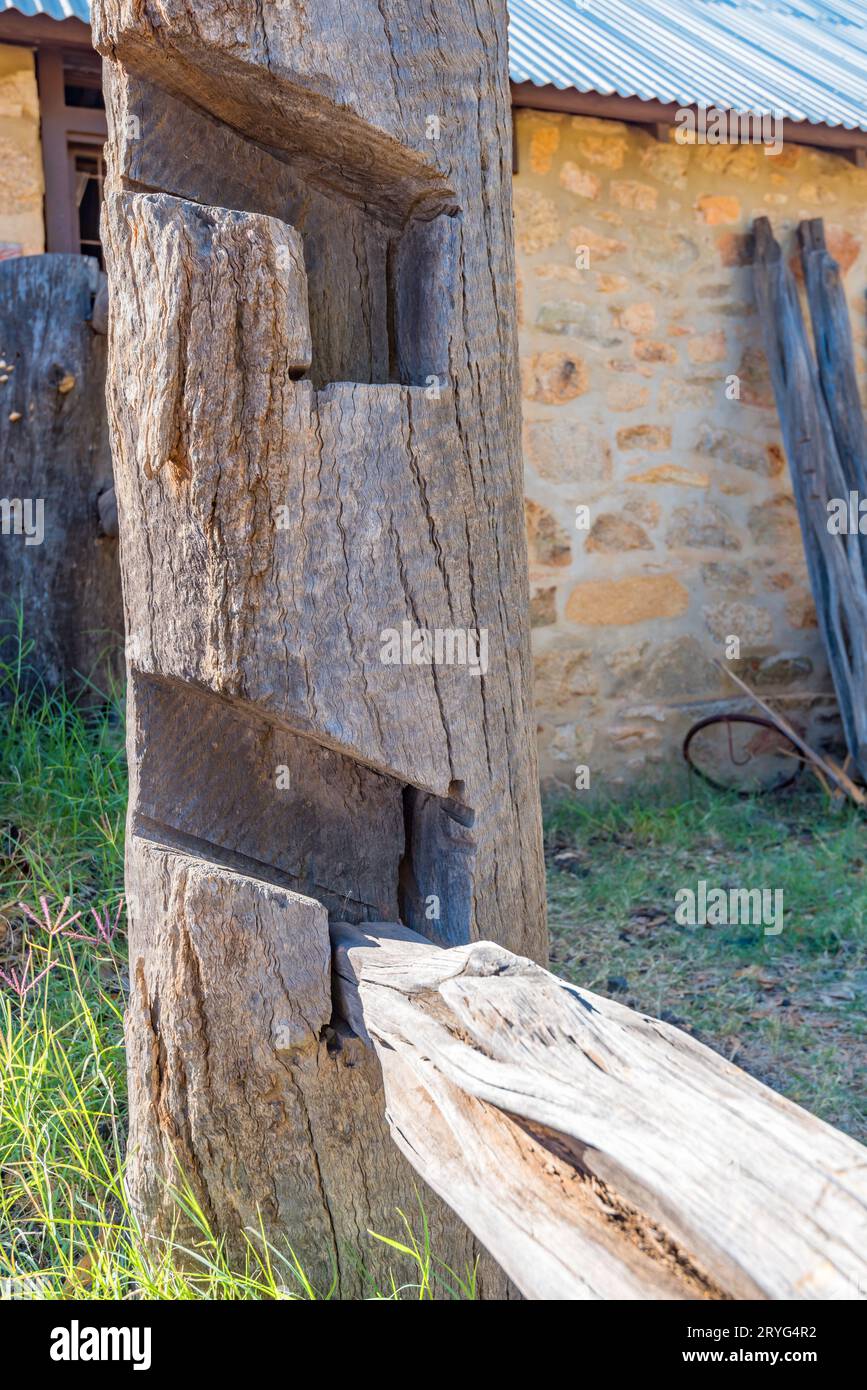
[100,21,546,958]
[798,218,867,511]
[104,71,393,388]
[98,0,543,1295]
[333,920,867,1302]
[93,0,461,223]
[753,217,867,779]
[0,254,122,690]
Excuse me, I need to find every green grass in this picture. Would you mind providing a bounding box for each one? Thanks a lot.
[545,783,867,1141]
[0,633,474,1300]
[1,621,864,1297]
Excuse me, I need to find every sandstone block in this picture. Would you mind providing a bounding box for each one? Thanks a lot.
[526,498,572,568]
[522,349,589,403]
[610,179,658,211]
[586,512,653,553]
[566,574,689,626]
[703,601,773,646]
[627,463,709,487]
[688,331,727,364]
[667,501,742,550]
[616,424,672,451]
[514,187,561,254]
[695,194,741,226]
[559,162,601,199]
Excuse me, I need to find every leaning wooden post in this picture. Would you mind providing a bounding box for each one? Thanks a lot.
[752,218,867,779]
[94,0,546,1293]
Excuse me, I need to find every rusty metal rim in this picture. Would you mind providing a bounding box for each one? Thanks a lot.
[683,713,806,797]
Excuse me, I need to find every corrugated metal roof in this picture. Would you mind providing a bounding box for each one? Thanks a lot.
[4,0,866,134]
[0,0,91,22]
[509,0,867,132]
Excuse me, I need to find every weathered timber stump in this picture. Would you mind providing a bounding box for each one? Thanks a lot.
[95,0,546,1295]
[0,254,122,692]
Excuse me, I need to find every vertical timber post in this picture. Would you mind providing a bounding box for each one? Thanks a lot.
[0,255,121,691]
[95,0,546,1296]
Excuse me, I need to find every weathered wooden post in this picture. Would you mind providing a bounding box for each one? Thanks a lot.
[95,0,546,1293]
[0,255,121,691]
[753,218,867,781]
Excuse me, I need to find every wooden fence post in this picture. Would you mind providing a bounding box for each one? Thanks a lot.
[753,218,867,779]
[0,254,121,691]
[94,0,546,1294]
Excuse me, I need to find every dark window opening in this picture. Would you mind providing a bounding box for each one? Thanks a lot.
[37,43,107,257]
[70,147,105,268]
[63,50,105,110]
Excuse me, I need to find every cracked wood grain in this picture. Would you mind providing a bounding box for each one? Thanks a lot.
[0,255,122,691]
[754,217,867,780]
[99,0,543,1296]
[333,921,867,1301]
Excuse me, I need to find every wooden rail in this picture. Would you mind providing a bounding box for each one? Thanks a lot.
[332,921,867,1301]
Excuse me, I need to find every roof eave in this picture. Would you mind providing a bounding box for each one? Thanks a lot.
[510,81,867,149]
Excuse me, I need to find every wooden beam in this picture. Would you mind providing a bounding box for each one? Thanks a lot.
[510,82,867,156]
[35,46,76,256]
[332,920,867,1301]
[0,15,93,48]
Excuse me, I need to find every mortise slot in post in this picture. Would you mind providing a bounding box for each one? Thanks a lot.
[107,78,459,389]
[398,781,476,946]
[132,671,475,944]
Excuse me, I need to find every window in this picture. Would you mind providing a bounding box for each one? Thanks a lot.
[70,146,105,267]
[37,43,107,257]
[63,49,105,111]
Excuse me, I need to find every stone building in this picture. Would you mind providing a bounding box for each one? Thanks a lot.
[514,101,867,786]
[3,0,867,787]
[511,2,867,788]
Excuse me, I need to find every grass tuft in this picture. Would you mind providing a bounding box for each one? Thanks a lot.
[0,636,473,1299]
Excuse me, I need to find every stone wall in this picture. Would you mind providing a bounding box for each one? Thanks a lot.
[516,109,864,789]
[0,44,44,258]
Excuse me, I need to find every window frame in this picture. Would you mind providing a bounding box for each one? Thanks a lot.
[36,43,107,256]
